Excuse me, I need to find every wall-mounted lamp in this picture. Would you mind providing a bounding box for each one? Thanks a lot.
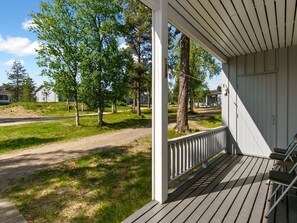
[222,84,229,96]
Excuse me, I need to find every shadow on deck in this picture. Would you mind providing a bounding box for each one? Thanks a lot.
[124,154,297,223]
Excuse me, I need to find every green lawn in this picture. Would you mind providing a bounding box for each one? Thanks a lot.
[0,102,129,116]
[0,111,151,153]
[5,138,152,223]
[0,106,221,154]
[197,114,222,128]
[3,110,223,222]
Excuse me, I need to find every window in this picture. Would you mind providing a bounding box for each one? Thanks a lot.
[0,95,8,100]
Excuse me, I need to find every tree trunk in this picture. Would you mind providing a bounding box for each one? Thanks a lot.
[112,101,117,113]
[74,99,80,127]
[136,83,141,116]
[189,96,194,112]
[81,102,84,112]
[66,99,70,112]
[98,107,104,127]
[147,94,151,108]
[132,90,137,111]
[176,34,190,133]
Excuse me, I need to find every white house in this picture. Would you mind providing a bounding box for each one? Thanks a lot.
[137,0,297,205]
[0,87,12,105]
[35,85,59,102]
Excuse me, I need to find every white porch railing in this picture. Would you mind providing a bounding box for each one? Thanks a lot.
[168,126,227,182]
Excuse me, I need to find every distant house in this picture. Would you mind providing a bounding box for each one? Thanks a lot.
[206,89,222,107]
[196,89,222,107]
[35,85,60,102]
[0,87,12,105]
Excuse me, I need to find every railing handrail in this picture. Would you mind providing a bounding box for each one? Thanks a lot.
[168,125,227,183]
[168,125,227,144]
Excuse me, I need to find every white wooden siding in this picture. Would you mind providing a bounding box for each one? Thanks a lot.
[237,74,276,157]
[288,45,297,142]
[222,46,297,157]
[35,88,59,103]
[168,0,297,59]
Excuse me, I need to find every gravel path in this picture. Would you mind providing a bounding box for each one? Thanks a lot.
[0,127,151,223]
[0,127,151,192]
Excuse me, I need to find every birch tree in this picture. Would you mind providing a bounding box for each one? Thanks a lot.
[31,0,83,126]
[78,0,126,126]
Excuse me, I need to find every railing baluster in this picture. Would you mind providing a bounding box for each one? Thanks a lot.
[168,126,227,183]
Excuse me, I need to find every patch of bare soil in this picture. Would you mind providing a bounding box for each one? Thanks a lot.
[0,106,41,118]
[168,120,208,131]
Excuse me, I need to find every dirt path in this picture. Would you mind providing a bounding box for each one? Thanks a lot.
[0,127,151,192]
[0,113,98,127]
[0,127,151,223]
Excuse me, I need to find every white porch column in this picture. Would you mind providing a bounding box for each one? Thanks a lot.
[152,0,169,203]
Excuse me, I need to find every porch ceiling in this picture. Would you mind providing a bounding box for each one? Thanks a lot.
[143,0,297,63]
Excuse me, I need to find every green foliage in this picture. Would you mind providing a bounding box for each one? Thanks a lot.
[169,35,221,103]
[6,60,28,102]
[20,77,36,102]
[77,0,128,125]
[31,0,84,125]
[123,0,152,115]
[31,0,131,126]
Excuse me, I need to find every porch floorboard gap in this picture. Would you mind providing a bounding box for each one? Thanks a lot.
[124,154,296,223]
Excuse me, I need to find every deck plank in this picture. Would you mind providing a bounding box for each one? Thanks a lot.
[230,158,267,222]
[186,157,259,223]
[222,158,266,222]
[196,157,257,223]
[262,182,276,223]
[147,155,239,223]
[275,190,288,223]
[249,159,274,223]
[125,155,295,223]
[288,190,297,223]
[156,155,243,223]
[122,201,158,223]
[134,154,232,223]
[176,156,253,223]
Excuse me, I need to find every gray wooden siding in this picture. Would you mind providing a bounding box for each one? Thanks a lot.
[222,46,297,157]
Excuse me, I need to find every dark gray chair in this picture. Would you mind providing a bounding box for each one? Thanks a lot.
[266,162,297,217]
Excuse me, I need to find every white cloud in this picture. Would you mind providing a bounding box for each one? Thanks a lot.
[3,59,25,67]
[22,19,36,30]
[0,35,40,56]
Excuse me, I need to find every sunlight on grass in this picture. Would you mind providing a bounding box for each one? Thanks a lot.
[197,114,222,128]
[0,102,130,116]
[5,138,152,223]
[0,111,151,153]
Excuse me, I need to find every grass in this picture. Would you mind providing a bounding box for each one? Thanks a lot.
[0,111,151,153]
[3,109,223,222]
[5,137,152,223]
[197,114,222,128]
[0,105,220,154]
[0,102,129,116]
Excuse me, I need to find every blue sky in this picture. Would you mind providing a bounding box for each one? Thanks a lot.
[0,0,44,86]
[0,0,221,90]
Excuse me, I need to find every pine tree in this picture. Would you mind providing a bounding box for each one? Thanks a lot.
[21,77,36,102]
[176,34,190,133]
[7,60,27,102]
[123,0,152,116]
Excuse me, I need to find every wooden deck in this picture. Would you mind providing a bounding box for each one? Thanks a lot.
[124,154,297,223]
